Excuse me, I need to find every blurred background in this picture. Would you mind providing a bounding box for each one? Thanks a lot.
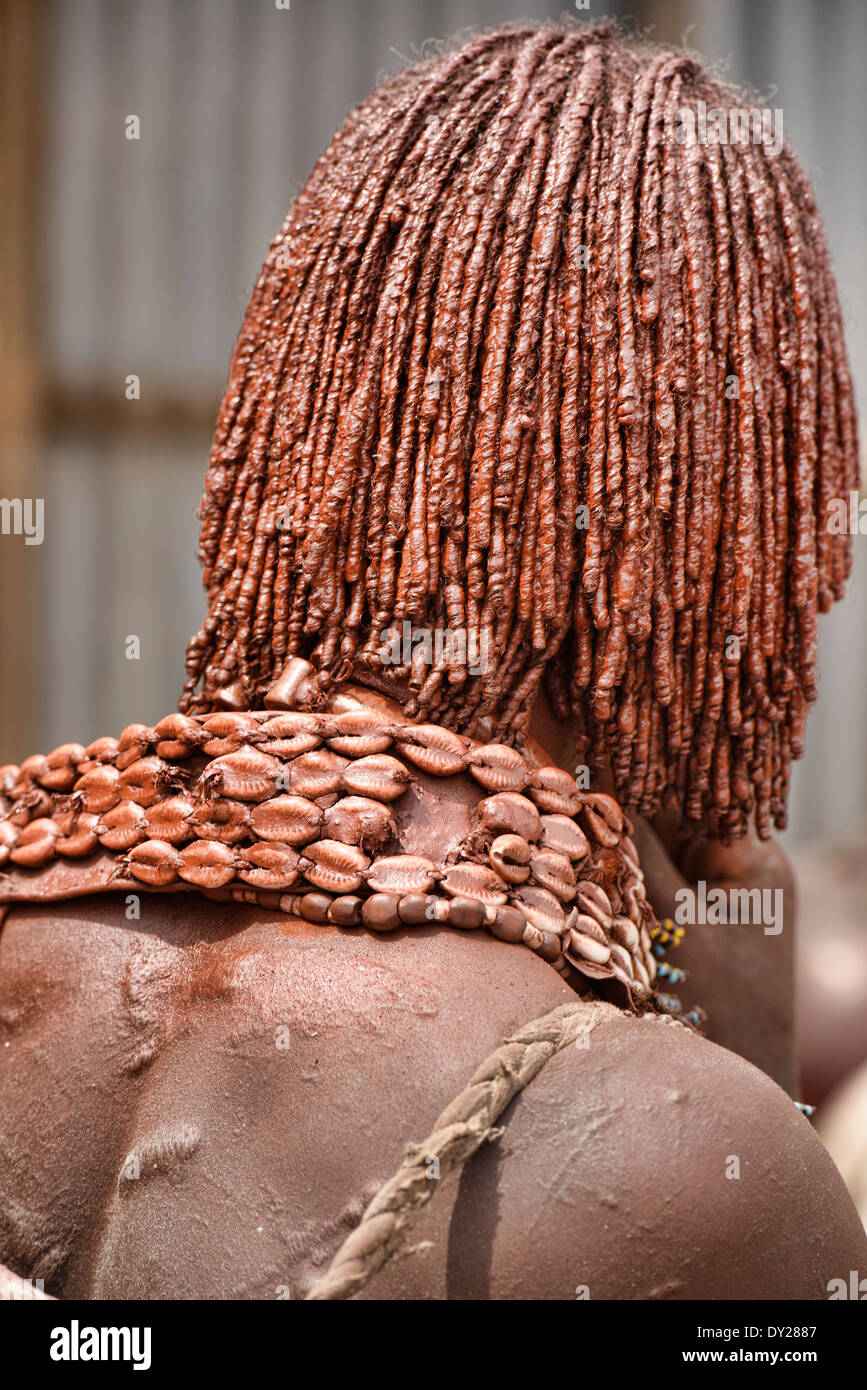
[0,1,866,1135]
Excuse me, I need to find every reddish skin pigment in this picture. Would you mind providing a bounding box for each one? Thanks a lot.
[0,893,863,1301]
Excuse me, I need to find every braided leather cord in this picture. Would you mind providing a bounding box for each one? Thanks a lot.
[306,999,621,1299]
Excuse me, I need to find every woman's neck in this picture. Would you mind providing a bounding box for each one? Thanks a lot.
[260,654,603,785]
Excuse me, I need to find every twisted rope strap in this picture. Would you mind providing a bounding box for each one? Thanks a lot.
[306,998,619,1300]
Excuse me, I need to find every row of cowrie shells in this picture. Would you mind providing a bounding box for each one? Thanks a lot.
[0,714,654,991]
[2,772,594,871]
[2,784,623,906]
[0,715,602,823]
[112,830,648,992]
[116,839,435,894]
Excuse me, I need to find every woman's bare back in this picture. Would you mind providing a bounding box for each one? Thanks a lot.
[1,892,863,1300]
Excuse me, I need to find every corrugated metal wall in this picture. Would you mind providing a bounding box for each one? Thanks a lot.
[18,0,867,844]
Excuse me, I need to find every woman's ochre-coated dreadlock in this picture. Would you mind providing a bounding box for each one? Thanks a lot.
[181,22,858,839]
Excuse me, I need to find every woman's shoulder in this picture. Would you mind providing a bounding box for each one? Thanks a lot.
[461,1009,867,1300]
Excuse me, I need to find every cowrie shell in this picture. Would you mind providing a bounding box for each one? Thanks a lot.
[56,812,100,859]
[248,795,323,845]
[514,885,567,936]
[488,834,531,885]
[365,854,439,896]
[200,749,283,801]
[178,839,237,888]
[125,838,182,886]
[289,750,349,799]
[96,800,147,850]
[538,814,590,862]
[396,725,467,777]
[440,863,508,906]
[341,755,413,802]
[527,766,582,816]
[119,756,178,807]
[611,915,640,953]
[583,805,621,848]
[529,848,576,901]
[584,791,625,834]
[566,929,612,967]
[153,714,205,759]
[73,764,122,815]
[322,796,396,852]
[116,724,154,770]
[467,744,528,793]
[144,795,197,845]
[300,840,370,893]
[239,842,301,890]
[326,710,396,757]
[9,818,60,868]
[476,792,541,842]
[259,712,324,758]
[575,880,614,930]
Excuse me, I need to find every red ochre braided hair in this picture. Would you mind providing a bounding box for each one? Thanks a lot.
[181,20,859,840]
